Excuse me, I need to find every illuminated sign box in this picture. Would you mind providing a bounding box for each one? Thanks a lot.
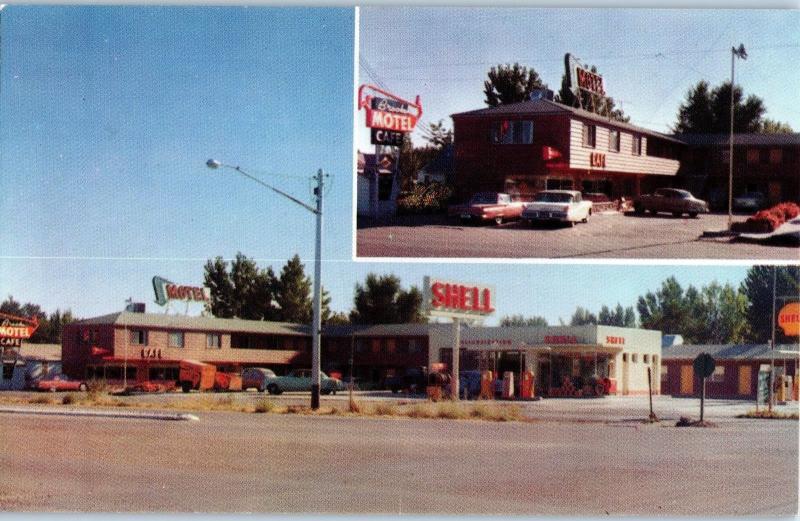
[423,276,495,319]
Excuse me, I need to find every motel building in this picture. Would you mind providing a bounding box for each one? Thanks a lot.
[450,98,683,202]
[62,309,662,397]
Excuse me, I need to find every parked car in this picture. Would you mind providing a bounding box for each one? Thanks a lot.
[733,192,768,212]
[241,367,276,392]
[264,369,342,395]
[447,192,525,225]
[633,188,708,217]
[522,190,593,226]
[384,367,427,394]
[36,375,87,392]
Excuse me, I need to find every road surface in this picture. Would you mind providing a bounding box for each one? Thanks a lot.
[1,409,796,515]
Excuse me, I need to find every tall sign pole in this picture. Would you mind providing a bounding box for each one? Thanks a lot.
[769,266,776,412]
[728,44,747,231]
[451,317,460,400]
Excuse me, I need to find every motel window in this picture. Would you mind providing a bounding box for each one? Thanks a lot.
[168,331,184,348]
[582,123,596,148]
[631,354,638,363]
[491,120,533,145]
[2,363,13,380]
[661,364,668,380]
[377,174,393,201]
[408,339,420,354]
[769,148,782,164]
[643,354,650,364]
[721,150,730,164]
[747,148,760,164]
[355,339,367,354]
[129,329,148,346]
[206,333,221,349]
[711,366,725,383]
[609,130,620,152]
[632,135,642,156]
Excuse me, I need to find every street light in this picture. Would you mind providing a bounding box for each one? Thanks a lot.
[207,159,327,410]
[727,43,747,231]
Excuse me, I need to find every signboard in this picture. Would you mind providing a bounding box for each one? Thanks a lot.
[423,277,495,319]
[778,302,800,336]
[590,152,606,168]
[358,85,422,135]
[693,353,715,378]
[576,67,605,96]
[371,128,405,147]
[0,313,39,345]
[152,276,210,306]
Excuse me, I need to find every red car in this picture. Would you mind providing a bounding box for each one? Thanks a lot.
[448,192,525,225]
[36,375,88,392]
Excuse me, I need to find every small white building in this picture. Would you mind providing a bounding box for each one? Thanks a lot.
[0,343,62,390]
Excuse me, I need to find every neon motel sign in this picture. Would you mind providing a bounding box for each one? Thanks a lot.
[152,276,210,306]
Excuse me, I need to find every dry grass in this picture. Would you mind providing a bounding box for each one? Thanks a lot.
[253,398,276,414]
[737,409,800,420]
[29,395,57,405]
[61,393,77,405]
[371,402,396,416]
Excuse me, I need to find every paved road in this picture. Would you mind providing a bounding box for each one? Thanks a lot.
[356,212,799,259]
[1,408,796,514]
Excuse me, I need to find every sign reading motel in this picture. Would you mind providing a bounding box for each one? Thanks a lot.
[152,276,211,306]
[0,313,40,348]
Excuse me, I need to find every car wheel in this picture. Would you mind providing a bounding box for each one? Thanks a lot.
[634,204,644,215]
[494,216,503,226]
[181,382,191,393]
[267,384,279,395]
[568,220,575,227]
[391,387,400,394]
[79,383,88,392]
[689,212,698,218]
[581,214,589,223]
[672,211,682,218]
[49,387,56,393]
[321,389,331,395]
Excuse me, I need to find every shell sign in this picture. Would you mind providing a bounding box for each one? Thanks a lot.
[778,302,800,336]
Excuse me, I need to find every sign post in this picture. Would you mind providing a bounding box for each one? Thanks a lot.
[423,277,496,401]
[693,353,715,422]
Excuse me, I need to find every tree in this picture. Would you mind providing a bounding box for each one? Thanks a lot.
[499,314,548,327]
[420,119,453,148]
[762,118,794,134]
[741,266,800,344]
[274,255,333,324]
[398,134,440,190]
[350,274,425,325]
[598,303,636,327]
[638,277,701,340]
[483,63,545,107]
[674,80,766,133]
[569,307,597,326]
[555,65,629,122]
[203,253,278,320]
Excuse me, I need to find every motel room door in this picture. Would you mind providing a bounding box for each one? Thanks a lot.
[680,364,694,395]
[738,365,752,396]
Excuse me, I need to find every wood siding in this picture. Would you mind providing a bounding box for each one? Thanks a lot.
[568,119,680,176]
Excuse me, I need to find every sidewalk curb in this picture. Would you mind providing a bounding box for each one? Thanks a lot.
[0,405,199,422]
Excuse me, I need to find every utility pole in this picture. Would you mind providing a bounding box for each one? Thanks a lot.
[728,44,747,231]
[310,169,324,410]
[769,266,776,412]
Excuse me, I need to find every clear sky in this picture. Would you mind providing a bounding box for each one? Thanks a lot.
[357,8,800,149]
[0,6,774,328]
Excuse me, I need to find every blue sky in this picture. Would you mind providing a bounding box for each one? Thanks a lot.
[357,8,800,148]
[0,6,774,327]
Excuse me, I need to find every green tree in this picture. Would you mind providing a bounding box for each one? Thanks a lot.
[350,274,425,325]
[598,303,636,327]
[398,134,440,190]
[762,118,794,134]
[741,266,800,344]
[697,282,749,344]
[483,63,545,107]
[499,314,548,327]
[420,119,454,148]
[275,255,333,324]
[569,306,598,326]
[203,253,279,320]
[555,65,629,122]
[674,80,766,133]
[637,277,699,339]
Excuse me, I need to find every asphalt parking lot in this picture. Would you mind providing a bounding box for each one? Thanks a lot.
[1,402,796,515]
[356,212,799,259]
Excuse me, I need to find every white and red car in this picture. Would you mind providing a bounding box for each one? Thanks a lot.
[448,192,525,225]
[522,190,593,226]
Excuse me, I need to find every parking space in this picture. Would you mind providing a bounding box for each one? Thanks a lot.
[356,212,799,259]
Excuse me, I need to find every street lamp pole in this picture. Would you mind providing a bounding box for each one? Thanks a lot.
[728,44,747,231]
[206,159,326,410]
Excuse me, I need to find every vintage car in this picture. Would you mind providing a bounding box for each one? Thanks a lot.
[264,369,342,395]
[521,190,593,226]
[36,375,88,392]
[733,192,768,212]
[633,188,709,217]
[447,192,524,225]
[384,367,427,394]
[241,367,277,392]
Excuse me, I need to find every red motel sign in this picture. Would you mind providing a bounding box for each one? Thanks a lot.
[359,84,422,134]
[0,313,39,340]
[576,67,605,96]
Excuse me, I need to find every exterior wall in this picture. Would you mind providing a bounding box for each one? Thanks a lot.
[568,118,680,176]
[680,144,800,206]
[661,358,798,400]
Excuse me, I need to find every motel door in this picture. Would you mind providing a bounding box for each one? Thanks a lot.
[679,365,694,395]
[738,366,752,396]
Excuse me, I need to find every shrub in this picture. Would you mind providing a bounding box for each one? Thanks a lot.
[253,398,275,414]
[30,395,56,405]
[397,183,454,214]
[435,402,468,420]
[740,202,800,233]
[406,403,436,419]
[372,402,396,416]
[61,393,77,405]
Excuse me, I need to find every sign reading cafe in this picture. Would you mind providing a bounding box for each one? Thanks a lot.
[358,84,422,146]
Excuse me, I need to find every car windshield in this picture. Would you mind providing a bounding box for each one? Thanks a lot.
[534,192,573,203]
[674,190,692,199]
[469,193,498,205]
